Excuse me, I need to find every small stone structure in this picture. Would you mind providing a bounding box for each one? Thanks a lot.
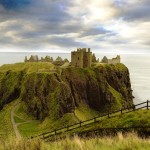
[101,55,120,64]
[25,55,39,62]
[25,55,53,63]
[24,55,69,66]
[71,48,92,68]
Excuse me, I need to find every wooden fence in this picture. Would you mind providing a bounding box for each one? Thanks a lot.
[32,100,149,139]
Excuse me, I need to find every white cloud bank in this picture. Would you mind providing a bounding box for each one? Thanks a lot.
[0,0,150,54]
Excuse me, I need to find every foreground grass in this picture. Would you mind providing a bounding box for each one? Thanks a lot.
[0,133,150,150]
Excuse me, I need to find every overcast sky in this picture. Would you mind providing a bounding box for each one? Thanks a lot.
[0,0,150,54]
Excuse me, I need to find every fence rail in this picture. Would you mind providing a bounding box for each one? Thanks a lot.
[44,126,150,142]
[32,100,150,139]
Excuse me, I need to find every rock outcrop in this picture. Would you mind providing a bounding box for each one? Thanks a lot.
[0,63,133,120]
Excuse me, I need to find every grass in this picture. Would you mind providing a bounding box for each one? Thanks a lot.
[0,133,150,150]
[108,85,123,110]
[0,62,55,72]
[14,101,35,121]
[0,100,17,140]
[14,100,150,139]
[17,113,79,138]
[74,103,100,121]
[15,101,79,138]
[11,100,77,138]
[18,121,41,137]
[14,116,26,123]
[67,109,150,135]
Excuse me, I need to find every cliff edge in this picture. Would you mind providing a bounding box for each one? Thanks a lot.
[0,62,133,120]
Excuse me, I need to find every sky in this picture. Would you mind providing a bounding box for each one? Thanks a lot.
[0,0,150,54]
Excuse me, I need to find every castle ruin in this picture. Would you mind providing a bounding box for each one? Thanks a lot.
[71,48,92,68]
[101,55,120,64]
[24,48,121,68]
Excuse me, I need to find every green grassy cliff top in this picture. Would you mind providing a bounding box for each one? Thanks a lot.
[0,62,55,72]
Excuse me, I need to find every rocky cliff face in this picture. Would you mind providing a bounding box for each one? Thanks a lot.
[0,63,133,120]
[61,64,133,112]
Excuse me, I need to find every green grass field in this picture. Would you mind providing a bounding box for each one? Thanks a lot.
[14,116,26,123]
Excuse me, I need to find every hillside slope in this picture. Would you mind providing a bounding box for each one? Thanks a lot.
[0,62,133,122]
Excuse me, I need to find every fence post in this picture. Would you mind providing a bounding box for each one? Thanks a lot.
[121,109,122,114]
[55,129,56,135]
[67,126,69,131]
[80,121,82,127]
[147,100,149,110]
[94,117,96,122]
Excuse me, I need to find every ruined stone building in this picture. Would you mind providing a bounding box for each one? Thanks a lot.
[24,55,39,62]
[101,55,121,64]
[24,55,53,62]
[24,55,69,66]
[71,48,92,68]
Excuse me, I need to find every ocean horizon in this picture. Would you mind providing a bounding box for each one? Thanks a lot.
[0,52,150,104]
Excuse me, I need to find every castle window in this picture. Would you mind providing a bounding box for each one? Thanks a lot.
[78,57,79,60]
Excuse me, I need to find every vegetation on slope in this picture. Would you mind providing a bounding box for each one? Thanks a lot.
[0,62,55,72]
[67,109,150,135]
[0,100,16,140]
[0,133,150,150]
[0,62,134,139]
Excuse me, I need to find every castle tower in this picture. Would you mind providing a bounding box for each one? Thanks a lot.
[83,48,92,68]
[71,48,92,68]
[71,49,83,67]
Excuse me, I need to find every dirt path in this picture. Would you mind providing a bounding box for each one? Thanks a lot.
[11,102,34,139]
[11,103,22,139]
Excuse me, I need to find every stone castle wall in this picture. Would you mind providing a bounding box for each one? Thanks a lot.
[108,58,120,64]
[102,55,120,64]
[83,51,92,67]
[71,48,92,68]
[71,50,83,68]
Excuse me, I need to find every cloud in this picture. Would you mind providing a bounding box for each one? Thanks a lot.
[0,0,150,53]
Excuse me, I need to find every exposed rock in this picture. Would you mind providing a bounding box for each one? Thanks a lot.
[0,63,133,120]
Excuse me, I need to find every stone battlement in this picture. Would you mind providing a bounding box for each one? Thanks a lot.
[71,48,92,68]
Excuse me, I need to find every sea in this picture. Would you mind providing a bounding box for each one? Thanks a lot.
[0,52,150,104]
